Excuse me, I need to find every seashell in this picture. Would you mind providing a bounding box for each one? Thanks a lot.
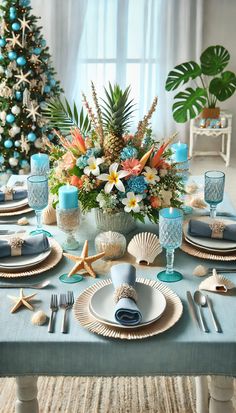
[189,197,207,209]
[31,310,48,326]
[199,269,236,293]
[128,232,162,265]
[193,265,208,277]
[17,216,29,226]
[42,204,56,225]
[185,182,198,194]
[95,231,126,260]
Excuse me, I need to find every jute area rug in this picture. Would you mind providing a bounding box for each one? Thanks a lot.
[0,376,235,413]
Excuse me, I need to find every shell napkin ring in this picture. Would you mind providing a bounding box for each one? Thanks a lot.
[128,232,162,265]
[3,186,14,201]
[199,269,236,293]
[209,221,225,239]
[114,284,138,304]
[8,236,25,257]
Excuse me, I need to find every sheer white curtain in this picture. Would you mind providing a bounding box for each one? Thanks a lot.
[32,0,203,141]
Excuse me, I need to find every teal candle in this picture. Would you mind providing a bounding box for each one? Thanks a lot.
[171,142,188,162]
[31,153,49,175]
[59,185,78,209]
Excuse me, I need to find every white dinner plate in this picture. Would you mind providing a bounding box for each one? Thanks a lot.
[0,197,28,211]
[183,217,236,251]
[0,247,51,270]
[89,282,167,329]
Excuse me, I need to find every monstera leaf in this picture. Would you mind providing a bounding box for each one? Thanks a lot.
[200,45,230,76]
[209,71,236,101]
[172,87,207,123]
[165,61,201,91]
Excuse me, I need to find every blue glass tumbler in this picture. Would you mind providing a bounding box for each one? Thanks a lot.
[204,171,225,219]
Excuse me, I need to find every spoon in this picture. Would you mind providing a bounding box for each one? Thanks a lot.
[203,293,221,333]
[193,290,209,332]
[0,280,51,289]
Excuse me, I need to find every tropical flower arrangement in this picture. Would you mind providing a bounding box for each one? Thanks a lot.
[44,83,184,223]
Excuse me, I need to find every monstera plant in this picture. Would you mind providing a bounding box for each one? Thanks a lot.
[165,45,236,123]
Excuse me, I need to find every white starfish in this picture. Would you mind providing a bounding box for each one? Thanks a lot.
[18,15,31,32]
[30,54,41,64]
[6,32,23,48]
[0,20,9,36]
[25,103,41,122]
[15,70,31,86]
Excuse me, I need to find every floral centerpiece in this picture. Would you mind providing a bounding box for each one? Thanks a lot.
[44,83,184,233]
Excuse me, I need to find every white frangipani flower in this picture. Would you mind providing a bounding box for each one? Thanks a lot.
[84,156,104,176]
[98,162,129,193]
[143,166,160,184]
[122,191,143,213]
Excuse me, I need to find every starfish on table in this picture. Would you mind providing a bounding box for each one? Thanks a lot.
[26,103,41,122]
[64,240,105,278]
[8,288,37,313]
[6,32,23,48]
[15,70,31,87]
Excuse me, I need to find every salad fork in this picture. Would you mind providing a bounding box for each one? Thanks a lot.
[60,291,74,333]
[48,294,58,333]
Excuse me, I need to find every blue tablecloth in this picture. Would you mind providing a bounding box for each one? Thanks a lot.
[0,176,236,377]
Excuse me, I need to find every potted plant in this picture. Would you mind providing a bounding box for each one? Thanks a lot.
[165,45,236,122]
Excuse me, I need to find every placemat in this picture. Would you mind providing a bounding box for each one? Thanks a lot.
[180,239,236,261]
[73,278,183,340]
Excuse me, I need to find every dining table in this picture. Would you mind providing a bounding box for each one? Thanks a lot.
[0,175,236,413]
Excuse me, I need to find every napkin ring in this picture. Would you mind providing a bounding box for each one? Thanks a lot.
[3,186,14,201]
[114,283,138,304]
[209,221,225,239]
[8,236,25,256]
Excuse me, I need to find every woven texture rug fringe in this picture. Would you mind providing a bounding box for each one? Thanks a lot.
[0,376,235,413]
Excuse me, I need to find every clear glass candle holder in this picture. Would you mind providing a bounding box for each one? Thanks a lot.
[204,170,225,219]
[56,205,80,250]
[157,207,183,283]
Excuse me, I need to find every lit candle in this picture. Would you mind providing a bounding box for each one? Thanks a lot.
[31,153,49,175]
[171,141,188,162]
[59,184,78,210]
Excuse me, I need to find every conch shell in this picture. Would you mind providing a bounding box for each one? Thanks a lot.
[42,204,56,225]
[199,269,236,293]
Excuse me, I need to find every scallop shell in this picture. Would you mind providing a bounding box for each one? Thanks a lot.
[128,232,162,265]
[199,269,236,293]
[186,182,198,194]
[42,204,56,225]
[17,216,29,226]
[193,265,208,277]
[31,310,48,326]
[189,197,207,209]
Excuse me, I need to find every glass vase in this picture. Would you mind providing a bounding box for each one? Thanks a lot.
[95,209,136,235]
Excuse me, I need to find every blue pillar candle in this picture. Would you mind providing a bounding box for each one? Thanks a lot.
[59,185,78,209]
[31,153,49,175]
[171,142,188,162]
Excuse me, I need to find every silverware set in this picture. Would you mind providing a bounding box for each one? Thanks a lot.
[48,291,74,334]
[187,290,221,333]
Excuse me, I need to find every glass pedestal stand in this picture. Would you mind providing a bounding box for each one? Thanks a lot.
[59,273,83,283]
[157,248,183,282]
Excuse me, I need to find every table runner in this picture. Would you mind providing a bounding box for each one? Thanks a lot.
[0,177,236,377]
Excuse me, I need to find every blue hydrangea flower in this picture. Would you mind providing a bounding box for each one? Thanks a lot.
[126,176,147,193]
[120,146,138,160]
[87,147,102,157]
[76,155,88,169]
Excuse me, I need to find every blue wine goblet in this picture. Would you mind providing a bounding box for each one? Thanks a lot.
[157,208,183,282]
[204,171,225,219]
[27,175,52,237]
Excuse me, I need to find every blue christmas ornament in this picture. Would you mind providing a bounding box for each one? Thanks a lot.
[6,169,13,174]
[0,38,6,47]
[20,160,29,168]
[8,51,17,60]
[16,56,26,66]
[12,22,21,31]
[44,85,51,93]
[0,155,4,164]
[15,91,22,101]
[14,140,21,147]
[41,39,46,47]
[10,13,16,21]
[33,47,41,55]
[6,114,15,124]
[50,79,56,87]
[20,0,30,6]
[48,133,53,141]
[4,139,13,148]
[10,7,16,13]
[27,132,36,142]
[39,101,47,109]
[14,151,20,158]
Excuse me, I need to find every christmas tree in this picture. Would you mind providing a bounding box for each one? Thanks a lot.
[0,0,62,174]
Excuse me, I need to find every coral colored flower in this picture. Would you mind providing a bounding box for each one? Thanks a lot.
[123,134,134,143]
[98,162,129,193]
[150,196,161,208]
[70,175,83,189]
[62,151,76,170]
[121,158,142,176]
[122,192,143,213]
[83,156,104,176]
[143,166,160,184]
[70,128,86,154]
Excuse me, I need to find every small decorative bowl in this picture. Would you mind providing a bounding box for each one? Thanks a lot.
[95,231,126,260]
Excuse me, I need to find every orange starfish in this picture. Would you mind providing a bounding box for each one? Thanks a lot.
[63,240,105,278]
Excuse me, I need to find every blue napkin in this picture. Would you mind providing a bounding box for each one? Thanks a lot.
[0,233,50,258]
[0,188,27,202]
[188,219,236,242]
[111,263,142,326]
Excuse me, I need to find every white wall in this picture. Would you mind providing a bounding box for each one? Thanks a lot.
[202,0,236,156]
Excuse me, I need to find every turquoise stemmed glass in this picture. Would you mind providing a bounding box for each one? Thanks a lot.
[204,171,225,219]
[157,207,183,282]
[27,175,52,237]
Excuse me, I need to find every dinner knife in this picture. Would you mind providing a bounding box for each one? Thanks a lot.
[206,295,221,333]
[186,291,200,328]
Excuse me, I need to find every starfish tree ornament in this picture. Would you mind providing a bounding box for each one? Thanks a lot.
[30,54,42,65]
[18,14,32,46]
[64,240,105,278]
[26,103,41,122]
[15,70,31,87]
[6,32,23,48]
[8,288,37,313]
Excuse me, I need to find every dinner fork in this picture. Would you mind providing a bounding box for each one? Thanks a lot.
[59,291,74,333]
[48,294,58,333]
